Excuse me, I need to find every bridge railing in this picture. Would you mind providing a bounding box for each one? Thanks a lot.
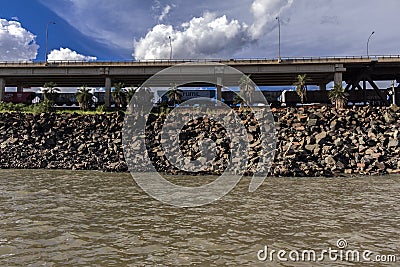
[1,55,400,65]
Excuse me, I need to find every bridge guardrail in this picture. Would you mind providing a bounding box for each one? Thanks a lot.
[1,55,400,65]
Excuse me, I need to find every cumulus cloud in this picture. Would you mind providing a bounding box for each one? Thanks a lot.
[0,18,39,61]
[134,12,249,60]
[41,0,400,59]
[133,0,293,60]
[47,47,97,61]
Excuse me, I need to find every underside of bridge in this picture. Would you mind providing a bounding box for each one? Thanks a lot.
[0,57,399,107]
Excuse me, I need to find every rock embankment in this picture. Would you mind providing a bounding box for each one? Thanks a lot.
[0,106,399,176]
[0,112,127,172]
[272,106,399,176]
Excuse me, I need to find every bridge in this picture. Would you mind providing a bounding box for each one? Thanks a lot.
[1,55,399,107]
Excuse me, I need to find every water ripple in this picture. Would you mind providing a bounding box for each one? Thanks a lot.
[0,170,399,266]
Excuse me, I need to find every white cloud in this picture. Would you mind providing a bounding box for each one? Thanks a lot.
[0,18,39,61]
[134,12,249,60]
[133,0,293,60]
[47,47,97,61]
[249,0,293,39]
[40,0,400,59]
[158,5,171,22]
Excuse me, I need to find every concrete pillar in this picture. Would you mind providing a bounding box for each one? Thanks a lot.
[216,85,222,101]
[0,78,5,102]
[334,72,342,86]
[334,64,345,86]
[319,83,327,90]
[17,85,23,93]
[104,77,111,108]
[216,76,222,106]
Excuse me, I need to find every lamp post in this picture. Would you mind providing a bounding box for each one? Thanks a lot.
[45,21,56,62]
[168,36,172,60]
[276,17,281,63]
[367,31,375,57]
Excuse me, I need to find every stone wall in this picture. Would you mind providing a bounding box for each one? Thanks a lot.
[0,106,399,176]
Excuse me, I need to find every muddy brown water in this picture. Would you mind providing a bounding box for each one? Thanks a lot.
[0,170,399,266]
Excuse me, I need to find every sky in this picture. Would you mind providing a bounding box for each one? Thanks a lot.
[0,0,399,62]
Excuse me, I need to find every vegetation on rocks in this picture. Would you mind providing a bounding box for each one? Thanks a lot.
[76,85,94,111]
[294,74,308,103]
[329,83,349,109]
[167,83,183,107]
[239,74,255,104]
[112,82,127,109]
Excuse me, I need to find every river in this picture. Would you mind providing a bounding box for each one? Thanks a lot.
[0,170,399,266]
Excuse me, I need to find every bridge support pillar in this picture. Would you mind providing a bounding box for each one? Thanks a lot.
[319,83,327,90]
[0,78,5,102]
[334,72,343,85]
[334,64,345,86]
[216,76,222,106]
[17,85,23,93]
[104,77,111,108]
[216,85,222,102]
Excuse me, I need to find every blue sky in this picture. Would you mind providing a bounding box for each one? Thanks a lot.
[0,0,399,62]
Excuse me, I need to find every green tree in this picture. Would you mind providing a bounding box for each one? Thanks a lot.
[233,91,246,109]
[124,86,138,114]
[239,74,255,104]
[167,83,183,107]
[125,86,137,104]
[76,85,93,110]
[136,86,154,114]
[293,74,308,103]
[112,82,127,109]
[42,82,60,103]
[329,83,349,109]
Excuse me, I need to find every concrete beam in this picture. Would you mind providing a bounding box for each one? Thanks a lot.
[104,77,112,108]
[0,78,5,102]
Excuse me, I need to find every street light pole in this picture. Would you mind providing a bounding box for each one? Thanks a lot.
[168,36,172,60]
[367,31,375,57]
[276,17,281,63]
[45,21,56,62]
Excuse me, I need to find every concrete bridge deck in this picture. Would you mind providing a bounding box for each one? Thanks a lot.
[1,55,399,106]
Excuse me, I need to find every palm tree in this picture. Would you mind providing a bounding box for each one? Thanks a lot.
[239,74,255,104]
[42,82,60,102]
[112,82,127,109]
[293,74,308,103]
[167,83,183,107]
[233,91,246,109]
[134,86,154,114]
[329,83,349,109]
[124,86,138,114]
[76,85,93,110]
[125,86,137,104]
